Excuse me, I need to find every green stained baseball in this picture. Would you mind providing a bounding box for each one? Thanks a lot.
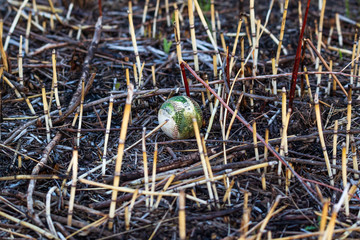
[158,96,203,139]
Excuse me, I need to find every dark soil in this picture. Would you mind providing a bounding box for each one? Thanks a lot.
[1,0,360,239]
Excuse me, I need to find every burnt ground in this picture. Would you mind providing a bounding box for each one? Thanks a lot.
[1,0,360,239]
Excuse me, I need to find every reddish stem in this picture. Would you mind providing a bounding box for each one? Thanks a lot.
[226,46,230,87]
[98,0,102,17]
[289,0,311,109]
[180,62,190,97]
[181,61,320,205]
[300,40,306,97]
[303,178,360,202]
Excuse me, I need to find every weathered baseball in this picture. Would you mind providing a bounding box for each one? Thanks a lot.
[158,96,203,139]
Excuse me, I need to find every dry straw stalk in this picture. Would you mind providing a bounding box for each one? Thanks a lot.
[315,0,326,69]
[52,49,62,115]
[188,0,199,72]
[142,127,150,208]
[67,148,78,226]
[314,94,334,186]
[179,190,186,240]
[102,94,114,176]
[108,84,134,229]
